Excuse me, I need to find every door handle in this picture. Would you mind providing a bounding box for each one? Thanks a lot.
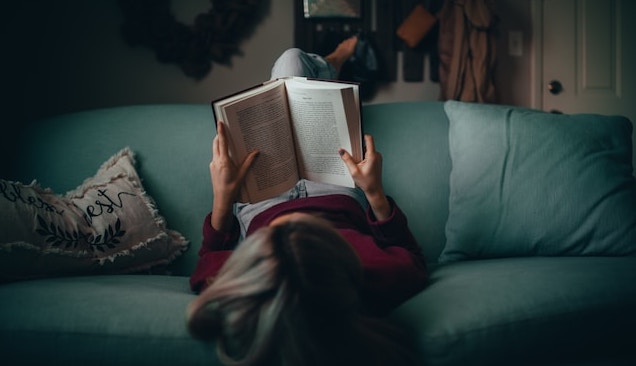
[547,80,563,95]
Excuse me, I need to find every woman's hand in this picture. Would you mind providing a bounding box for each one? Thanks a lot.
[209,122,258,231]
[339,134,391,220]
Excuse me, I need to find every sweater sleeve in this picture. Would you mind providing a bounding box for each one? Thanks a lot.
[367,197,424,259]
[350,198,428,315]
[188,212,240,293]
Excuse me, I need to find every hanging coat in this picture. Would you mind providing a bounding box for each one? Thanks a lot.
[438,0,498,103]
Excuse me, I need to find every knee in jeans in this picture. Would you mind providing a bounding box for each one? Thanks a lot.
[280,48,304,59]
[271,48,309,78]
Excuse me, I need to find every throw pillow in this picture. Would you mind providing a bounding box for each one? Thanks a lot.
[0,148,189,281]
[440,101,636,263]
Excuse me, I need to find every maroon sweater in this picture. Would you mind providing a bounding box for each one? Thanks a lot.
[189,194,428,315]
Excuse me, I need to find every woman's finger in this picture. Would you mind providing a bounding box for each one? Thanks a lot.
[238,150,259,181]
[339,148,358,174]
[364,134,375,155]
[212,134,219,156]
[216,121,228,156]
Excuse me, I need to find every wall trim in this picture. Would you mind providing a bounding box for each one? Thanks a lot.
[531,0,543,110]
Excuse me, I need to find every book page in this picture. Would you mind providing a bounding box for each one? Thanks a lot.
[217,82,299,203]
[285,77,361,113]
[284,78,362,187]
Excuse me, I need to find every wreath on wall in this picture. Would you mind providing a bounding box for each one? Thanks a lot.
[118,0,270,80]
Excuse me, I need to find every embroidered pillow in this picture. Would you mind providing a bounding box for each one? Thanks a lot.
[0,148,189,282]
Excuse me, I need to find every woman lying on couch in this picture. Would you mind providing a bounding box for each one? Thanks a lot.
[186,39,428,366]
[186,121,428,365]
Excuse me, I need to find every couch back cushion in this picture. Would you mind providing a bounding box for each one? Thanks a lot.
[362,102,451,262]
[440,101,636,263]
[6,105,214,275]
[5,102,452,275]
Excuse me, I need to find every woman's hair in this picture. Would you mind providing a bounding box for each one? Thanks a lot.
[186,215,418,366]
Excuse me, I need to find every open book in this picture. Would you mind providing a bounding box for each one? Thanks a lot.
[212,77,363,203]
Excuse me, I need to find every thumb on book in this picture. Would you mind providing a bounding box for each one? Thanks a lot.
[238,150,260,180]
[339,148,358,172]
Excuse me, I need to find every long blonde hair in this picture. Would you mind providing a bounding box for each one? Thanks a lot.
[186,216,418,366]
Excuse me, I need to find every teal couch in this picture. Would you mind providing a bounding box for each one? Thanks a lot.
[1,101,635,365]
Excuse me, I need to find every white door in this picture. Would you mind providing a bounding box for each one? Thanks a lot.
[534,0,636,167]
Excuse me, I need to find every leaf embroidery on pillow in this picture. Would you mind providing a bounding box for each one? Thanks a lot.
[36,215,126,252]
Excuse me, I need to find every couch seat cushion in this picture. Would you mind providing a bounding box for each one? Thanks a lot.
[0,275,220,366]
[391,257,636,366]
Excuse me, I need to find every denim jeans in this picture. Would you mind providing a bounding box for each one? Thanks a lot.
[234,179,367,239]
[270,48,337,80]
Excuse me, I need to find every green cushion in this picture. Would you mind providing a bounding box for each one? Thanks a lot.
[391,257,636,366]
[0,275,218,365]
[362,102,451,262]
[440,101,636,263]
